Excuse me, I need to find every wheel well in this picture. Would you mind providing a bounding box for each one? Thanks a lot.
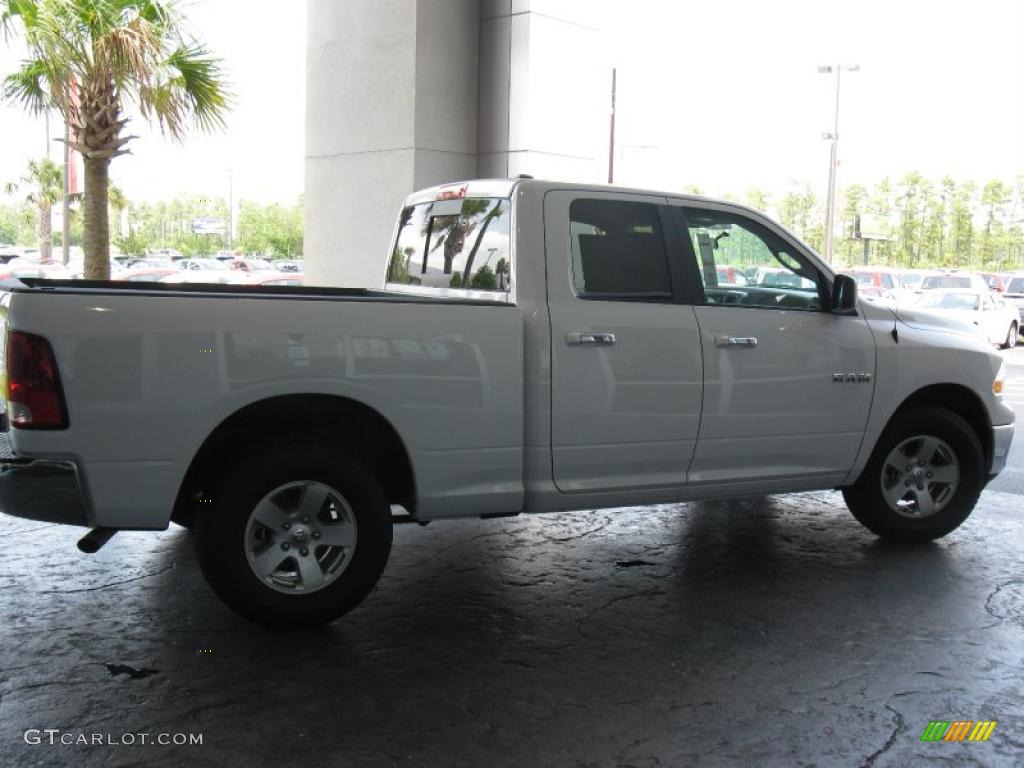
[890,384,992,468]
[171,395,415,528]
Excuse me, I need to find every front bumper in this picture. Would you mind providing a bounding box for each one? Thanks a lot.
[0,434,89,526]
[990,422,1015,479]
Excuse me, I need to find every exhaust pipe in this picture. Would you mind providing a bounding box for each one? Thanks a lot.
[77,527,118,554]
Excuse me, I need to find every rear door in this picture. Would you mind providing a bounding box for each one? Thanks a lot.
[546,191,703,493]
[671,202,876,486]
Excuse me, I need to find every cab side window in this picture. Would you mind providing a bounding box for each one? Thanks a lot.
[569,199,673,301]
[679,208,824,311]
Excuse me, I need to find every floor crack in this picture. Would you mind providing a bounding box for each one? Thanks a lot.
[41,564,176,594]
[859,704,906,768]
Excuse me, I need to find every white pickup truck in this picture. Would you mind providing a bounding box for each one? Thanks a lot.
[0,178,1014,627]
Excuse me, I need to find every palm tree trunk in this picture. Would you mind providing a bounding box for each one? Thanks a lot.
[83,155,111,280]
[462,211,498,284]
[38,201,53,262]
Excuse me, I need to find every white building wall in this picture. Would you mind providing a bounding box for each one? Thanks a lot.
[305,0,606,288]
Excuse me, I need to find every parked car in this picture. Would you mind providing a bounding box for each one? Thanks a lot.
[234,271,304,287]
[122,257,176,271]
[118,268,179,283]
[230,257,275,273]
[162,258,233,284]
[145,248,184,261]
[0,178,1013,628]
[978,272,1012,293]
[915,289,1019,348]
[709,265,748,286]
[842,268,900,300]
[918,271,991,292]
[756,266,817,291]
[1002,274,1024,325]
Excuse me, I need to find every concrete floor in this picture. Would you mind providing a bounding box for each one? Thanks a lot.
[1,486,1022,767]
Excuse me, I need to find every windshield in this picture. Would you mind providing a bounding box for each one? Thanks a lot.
[900,273,924,289]
[388,197,511,292]
[1007,277,1024,294]
[919,292,979,310]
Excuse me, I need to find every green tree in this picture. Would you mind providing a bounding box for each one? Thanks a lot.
[979,180,1010,268]
[469,263,497,290]
[237,199,303,258]
[948,181,975,267]
[778,183,818,245]
[2,0,230,279]
[108,183,128,239]
[838,183,867,263]
[745,187,771,214]
[4,158,62,260]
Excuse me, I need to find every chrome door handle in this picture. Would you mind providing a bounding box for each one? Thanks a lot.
[566,331,616,346]
[715,335,758,347]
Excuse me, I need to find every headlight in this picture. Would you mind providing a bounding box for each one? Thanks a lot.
[993,361,1006,396]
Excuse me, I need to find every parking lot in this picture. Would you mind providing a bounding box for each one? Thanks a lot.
[0,349,1021,767]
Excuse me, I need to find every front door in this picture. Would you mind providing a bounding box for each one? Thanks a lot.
[546,191,703,493]
[671,202,876,486]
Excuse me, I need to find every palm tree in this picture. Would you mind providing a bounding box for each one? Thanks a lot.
[5,158,62,261]
[108,183,129,239]
[1,0,230,279]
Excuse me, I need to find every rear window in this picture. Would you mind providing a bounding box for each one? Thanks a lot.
[922,275,970,289]
[387,197,511,293]
[1007,277,1024,293]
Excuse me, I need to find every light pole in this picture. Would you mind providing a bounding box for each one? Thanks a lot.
[818,64,859,264]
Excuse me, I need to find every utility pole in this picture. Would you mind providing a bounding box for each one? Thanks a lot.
[61,120,70,265]
[227,167,234,250]
[607,68,616,184]
[818,64,859,264]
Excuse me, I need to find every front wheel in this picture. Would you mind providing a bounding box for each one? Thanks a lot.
[196,443,393,627]
[842,408,985,542]
[1002,322,1018,350]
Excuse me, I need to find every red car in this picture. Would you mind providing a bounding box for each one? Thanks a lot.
[843,268,899,299]
[979,272,1011,293]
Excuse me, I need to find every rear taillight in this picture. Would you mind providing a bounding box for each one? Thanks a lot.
[5,329,68,429]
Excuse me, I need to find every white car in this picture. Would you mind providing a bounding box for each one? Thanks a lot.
[916,289,1019,348]
[1003,274,1024,326]
[162,257,233,284]
[0,178,1014,628]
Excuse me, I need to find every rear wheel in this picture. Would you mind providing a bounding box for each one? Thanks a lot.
[196,443,392,627]
[1003,322,1018,349]
[842,408,985,542]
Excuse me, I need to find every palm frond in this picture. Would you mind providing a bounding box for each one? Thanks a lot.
[141,42,230,138]
[2,56,50,112]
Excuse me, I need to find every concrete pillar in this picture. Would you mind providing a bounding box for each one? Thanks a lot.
[304,0,605,287]
[305,0,479,288]
[478,1,606,181]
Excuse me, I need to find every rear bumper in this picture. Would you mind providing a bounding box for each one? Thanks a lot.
[989,422,1015,480]
[0,434,89,526]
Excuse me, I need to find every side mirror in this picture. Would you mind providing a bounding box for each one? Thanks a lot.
[831,274,858,315]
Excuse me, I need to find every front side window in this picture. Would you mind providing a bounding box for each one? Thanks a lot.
[387,197,511,292]
[568,199,672,300]
[680,208,823,310]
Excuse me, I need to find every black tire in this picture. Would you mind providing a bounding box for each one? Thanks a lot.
[842,408,985,542]
[1002,322,1018,350]
[196,443,392,628]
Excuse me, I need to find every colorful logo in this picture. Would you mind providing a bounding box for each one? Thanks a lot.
[921,720,997,742]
